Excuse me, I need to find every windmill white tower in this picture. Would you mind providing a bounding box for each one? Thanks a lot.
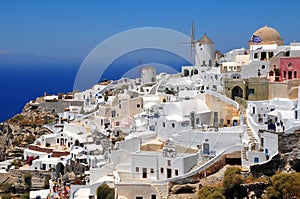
[195,33,215,68]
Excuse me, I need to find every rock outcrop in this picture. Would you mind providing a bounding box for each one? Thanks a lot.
[0,102,55,161]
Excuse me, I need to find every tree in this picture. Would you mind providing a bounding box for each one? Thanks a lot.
[96,184,114,199]
[106,192,115,199]
[23,172,32,191]
[222,166,246,199]
[44,174,51,189]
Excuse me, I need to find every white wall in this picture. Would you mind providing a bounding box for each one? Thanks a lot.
[263,132,278,157]
[158,127,243,154]
[246,151,267,165]
[131,152,196,180]
[241,61,270,78]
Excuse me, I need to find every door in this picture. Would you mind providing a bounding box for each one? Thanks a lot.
[231,86,243,100]
[190,112,195,129]
[142,168,147,178]
[203,143,209,154]
[167,168,172,178]
[288,71,293,79]
[60,138,64,146]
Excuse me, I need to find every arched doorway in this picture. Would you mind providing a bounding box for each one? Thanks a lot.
[55,162,65,179]
[231,86,243,100]
[183,69,189,77]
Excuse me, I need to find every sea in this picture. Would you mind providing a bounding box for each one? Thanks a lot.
[0,49,189,122]
[0,64,79,122]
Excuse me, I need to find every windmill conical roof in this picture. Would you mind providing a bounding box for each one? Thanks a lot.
[197,33,214,44]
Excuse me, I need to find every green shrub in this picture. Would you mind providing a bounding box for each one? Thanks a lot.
[24,134,36,144]
[44,174,51,189]
[198,186,224,199]
[0,183,13,193]
[23,172,32,191]
[267,172,300,199]
[1,193,11,199]
[20,192,29,199]
[222,166,246,199]
[96,184,114,199]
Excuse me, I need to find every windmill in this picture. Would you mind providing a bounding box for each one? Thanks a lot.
[180,21,196,64]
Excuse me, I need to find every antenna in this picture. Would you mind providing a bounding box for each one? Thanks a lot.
[138,57,143,72]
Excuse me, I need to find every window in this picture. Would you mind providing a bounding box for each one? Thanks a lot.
[196,118,200,124]
[262,65,265,69]
[160,167,164,174]
[135,167,139,172]
[284,71,286,78]
[150,168,154,173]
[136,197,143,199]
[175,169,179,176]
[151,195,156,199]
[227,120,231,125]
[57,138,59,144]
[111,110,116,117]
[248,89,255,96]
[254,157,259,163]
[220,119,224,124]
[265,148,269,155]
[254,53,258,59]
[268,52,274,58]
[261,52,266,60]
[294,71,297,78]
[119,104,121,109]
[285,51,290,56]
[137,104,140,108]
[163,122,165,128]
[167,160,171,166]
[172,123,175,128]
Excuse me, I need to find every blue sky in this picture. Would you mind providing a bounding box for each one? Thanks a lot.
[0,0,300,64]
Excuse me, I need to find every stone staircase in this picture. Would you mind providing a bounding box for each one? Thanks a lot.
[153,184,168,199]
[240,105,259,163]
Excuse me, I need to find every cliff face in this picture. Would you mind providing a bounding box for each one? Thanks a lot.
[0,103,56,161]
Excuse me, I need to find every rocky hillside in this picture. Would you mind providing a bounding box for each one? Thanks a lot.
[0,102,56,161]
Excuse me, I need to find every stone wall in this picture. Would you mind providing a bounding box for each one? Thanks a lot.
[278,130,300,154]
[250,154,286,178]
[38,100,84,113]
